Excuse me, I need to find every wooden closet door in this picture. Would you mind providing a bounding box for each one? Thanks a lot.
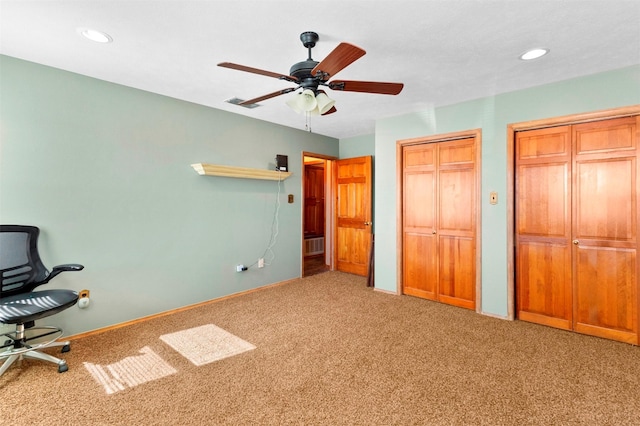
[403,143,437,300]
[402,137,477,310]
[572,117,639,344]
[437,138,476,309]
[516,126,573,330]
[516,116,639,344]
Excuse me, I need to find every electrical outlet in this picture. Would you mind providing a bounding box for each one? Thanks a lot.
[258,258,264,268]
[78,289,91,309]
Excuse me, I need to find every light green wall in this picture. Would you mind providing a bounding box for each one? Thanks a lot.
[339,133,375,158]
[373,65,640,317]
[0,55,338,336]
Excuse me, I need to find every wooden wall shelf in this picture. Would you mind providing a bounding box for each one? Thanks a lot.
[191,163,292,181]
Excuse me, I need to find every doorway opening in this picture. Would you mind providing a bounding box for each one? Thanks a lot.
[302,152,336,277]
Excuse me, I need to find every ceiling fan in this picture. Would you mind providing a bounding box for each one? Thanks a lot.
[218,31,404,116]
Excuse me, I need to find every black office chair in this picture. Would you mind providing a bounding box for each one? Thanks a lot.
[0,225,84,375]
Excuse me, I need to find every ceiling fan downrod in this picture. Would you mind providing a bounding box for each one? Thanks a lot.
[300,31,319,60]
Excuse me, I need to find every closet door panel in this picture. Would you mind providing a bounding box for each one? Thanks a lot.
[438,235,475,309]
[439,168,474,233]
[517,163,569,237]
[437,138,476,309]
[575,159,634,241]
[402,144,437,299]
[574,246,637,343]
[517,241,572,329]
[516,126,572,326]
[405,172,435,230]
[572,117,639,344]
[403,233,437,299]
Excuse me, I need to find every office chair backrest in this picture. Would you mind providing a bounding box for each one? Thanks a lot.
[0,225,51,297]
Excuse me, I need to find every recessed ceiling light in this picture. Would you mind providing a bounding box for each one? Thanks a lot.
[519,48,549,61]
[77,27,113,43]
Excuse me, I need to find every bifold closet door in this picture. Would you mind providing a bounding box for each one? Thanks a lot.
[516,116,639,344]
[572,118,638,343]
[403,143,437,300]
[516,126,573,330]
[403,138,476,310]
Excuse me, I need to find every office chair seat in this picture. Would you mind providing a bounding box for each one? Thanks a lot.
[0,225,84,376]
[0,289,79,324]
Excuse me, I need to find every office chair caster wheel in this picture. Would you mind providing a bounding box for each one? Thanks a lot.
[61,344,70,353]
[58,363,68,373]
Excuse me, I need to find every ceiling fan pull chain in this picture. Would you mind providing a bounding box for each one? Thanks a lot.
[305,112,312,133]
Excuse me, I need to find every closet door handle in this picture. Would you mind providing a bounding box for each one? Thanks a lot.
[432,230,437,234]
[573,239,579,245]
[364,221,372,226]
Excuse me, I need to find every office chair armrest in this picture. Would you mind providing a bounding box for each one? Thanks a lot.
[44,263,85,283]
[53,264,84,272]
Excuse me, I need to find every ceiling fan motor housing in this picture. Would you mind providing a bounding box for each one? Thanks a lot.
[290,59,320,89]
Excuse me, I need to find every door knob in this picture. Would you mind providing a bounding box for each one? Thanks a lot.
[573,240,579,245]
[432,230,437,234]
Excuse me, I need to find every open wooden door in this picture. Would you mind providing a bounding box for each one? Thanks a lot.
[335,156,372,276]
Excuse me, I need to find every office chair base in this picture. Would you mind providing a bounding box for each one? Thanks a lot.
[0,325,72,376]
[0,349,69,376]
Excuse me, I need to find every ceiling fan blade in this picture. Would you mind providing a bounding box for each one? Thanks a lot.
[328,80,404,95]
[311,43,366,80]
[321,106,337,116]
[239,88,297,105]
[218,62,298,83]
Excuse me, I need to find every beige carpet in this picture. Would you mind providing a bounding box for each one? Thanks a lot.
[83,324,255,395]
[84,346,177,395]
[2,271,640,425]
[159,324,255,366]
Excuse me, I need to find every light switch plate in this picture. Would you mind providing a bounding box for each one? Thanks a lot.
[490,191,498,205]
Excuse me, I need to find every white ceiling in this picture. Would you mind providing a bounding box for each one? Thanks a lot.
[2,0,639,139]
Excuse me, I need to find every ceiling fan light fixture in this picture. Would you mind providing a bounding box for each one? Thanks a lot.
[300,89,318,112]
[315,91,335,115]
[286,95,302,113]
[287,89,319,114]
[519,47,549,61]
